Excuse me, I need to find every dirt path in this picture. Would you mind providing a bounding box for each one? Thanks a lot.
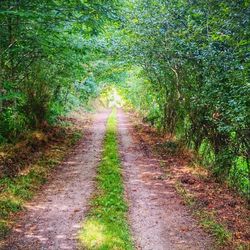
[2,110,109,250]
[117,109,212,250]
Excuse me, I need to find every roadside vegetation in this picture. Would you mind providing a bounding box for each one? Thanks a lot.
[0,117,83,239]
[131,116,250,249]
[79,110,133,250]
[0,0,119,144]
[112,0,250,200]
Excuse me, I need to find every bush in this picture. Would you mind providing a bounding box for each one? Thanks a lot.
[0,108,28,141]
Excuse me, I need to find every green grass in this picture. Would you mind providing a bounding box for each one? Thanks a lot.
[175,181,196,207]
[0,129,83,239]
[79,110,133,250]
[196,210,232,245]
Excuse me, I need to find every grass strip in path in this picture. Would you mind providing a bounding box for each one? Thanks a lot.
[79,110,133,250]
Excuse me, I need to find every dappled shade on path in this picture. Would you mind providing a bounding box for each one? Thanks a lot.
[1,110,109,250]
[117,109,212,250]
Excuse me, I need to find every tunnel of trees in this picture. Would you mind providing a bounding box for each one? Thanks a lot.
[0,0,249,199]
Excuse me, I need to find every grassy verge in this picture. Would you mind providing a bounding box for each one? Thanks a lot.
[0,126,82,239]
[175,181,232,248]
[79,110,133,250]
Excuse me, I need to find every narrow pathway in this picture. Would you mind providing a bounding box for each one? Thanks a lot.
[2,110,109,250]
[117,109,212,250]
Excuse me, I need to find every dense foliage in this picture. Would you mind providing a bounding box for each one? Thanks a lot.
[0,0,118,140]
[0,1,249,197]
[112,0,250,197]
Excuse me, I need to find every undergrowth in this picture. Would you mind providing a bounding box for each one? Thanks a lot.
[79,110,133,250]
[0,125,82,239]
[175,181,232,248]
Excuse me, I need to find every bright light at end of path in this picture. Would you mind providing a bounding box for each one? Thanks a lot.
[108,88,124,108]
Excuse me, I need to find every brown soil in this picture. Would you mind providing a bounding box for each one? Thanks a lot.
[117,109,213,250]
[1,110,110,250]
